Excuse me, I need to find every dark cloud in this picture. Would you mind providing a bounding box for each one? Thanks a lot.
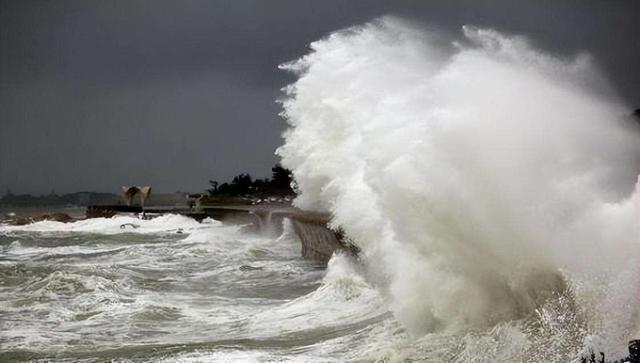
[1,0,639,194]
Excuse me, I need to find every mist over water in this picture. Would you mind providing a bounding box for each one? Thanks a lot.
[278,16,640,359]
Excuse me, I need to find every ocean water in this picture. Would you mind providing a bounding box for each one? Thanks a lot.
[1,214,606,363]
[1,215,398,362]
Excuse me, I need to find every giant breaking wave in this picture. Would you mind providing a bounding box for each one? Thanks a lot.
[277,16,640,356]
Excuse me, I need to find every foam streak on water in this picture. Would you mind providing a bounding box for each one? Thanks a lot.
[2,216,398,361]
[277,16,640,360]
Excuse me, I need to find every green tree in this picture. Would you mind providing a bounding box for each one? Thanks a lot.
[271,164,292,190]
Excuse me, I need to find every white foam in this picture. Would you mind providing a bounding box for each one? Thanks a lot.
[248,253,387,337]
[0,214,220,235]
[277,16,640,354]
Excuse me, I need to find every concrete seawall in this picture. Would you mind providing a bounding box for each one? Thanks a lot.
[86,204,356,262]
[251,208,357,262]
[288,212,357,262]
[196,205,357,261]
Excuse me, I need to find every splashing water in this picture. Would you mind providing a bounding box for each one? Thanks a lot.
[278,17,640,359]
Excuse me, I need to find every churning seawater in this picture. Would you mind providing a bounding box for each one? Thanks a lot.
[0,215,399,362]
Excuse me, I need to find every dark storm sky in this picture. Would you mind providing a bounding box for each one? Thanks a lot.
[1,0,639,194]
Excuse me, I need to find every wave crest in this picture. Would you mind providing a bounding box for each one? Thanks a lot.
[277,16,640,346]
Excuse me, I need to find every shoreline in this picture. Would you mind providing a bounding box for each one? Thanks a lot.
[1,202,355,263]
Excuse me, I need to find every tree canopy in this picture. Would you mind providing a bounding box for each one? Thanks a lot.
[207,164,294,197]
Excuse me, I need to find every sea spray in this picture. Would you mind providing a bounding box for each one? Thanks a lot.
[277,16,640,355]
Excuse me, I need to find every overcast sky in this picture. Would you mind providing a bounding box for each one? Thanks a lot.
[1,0,639,194]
